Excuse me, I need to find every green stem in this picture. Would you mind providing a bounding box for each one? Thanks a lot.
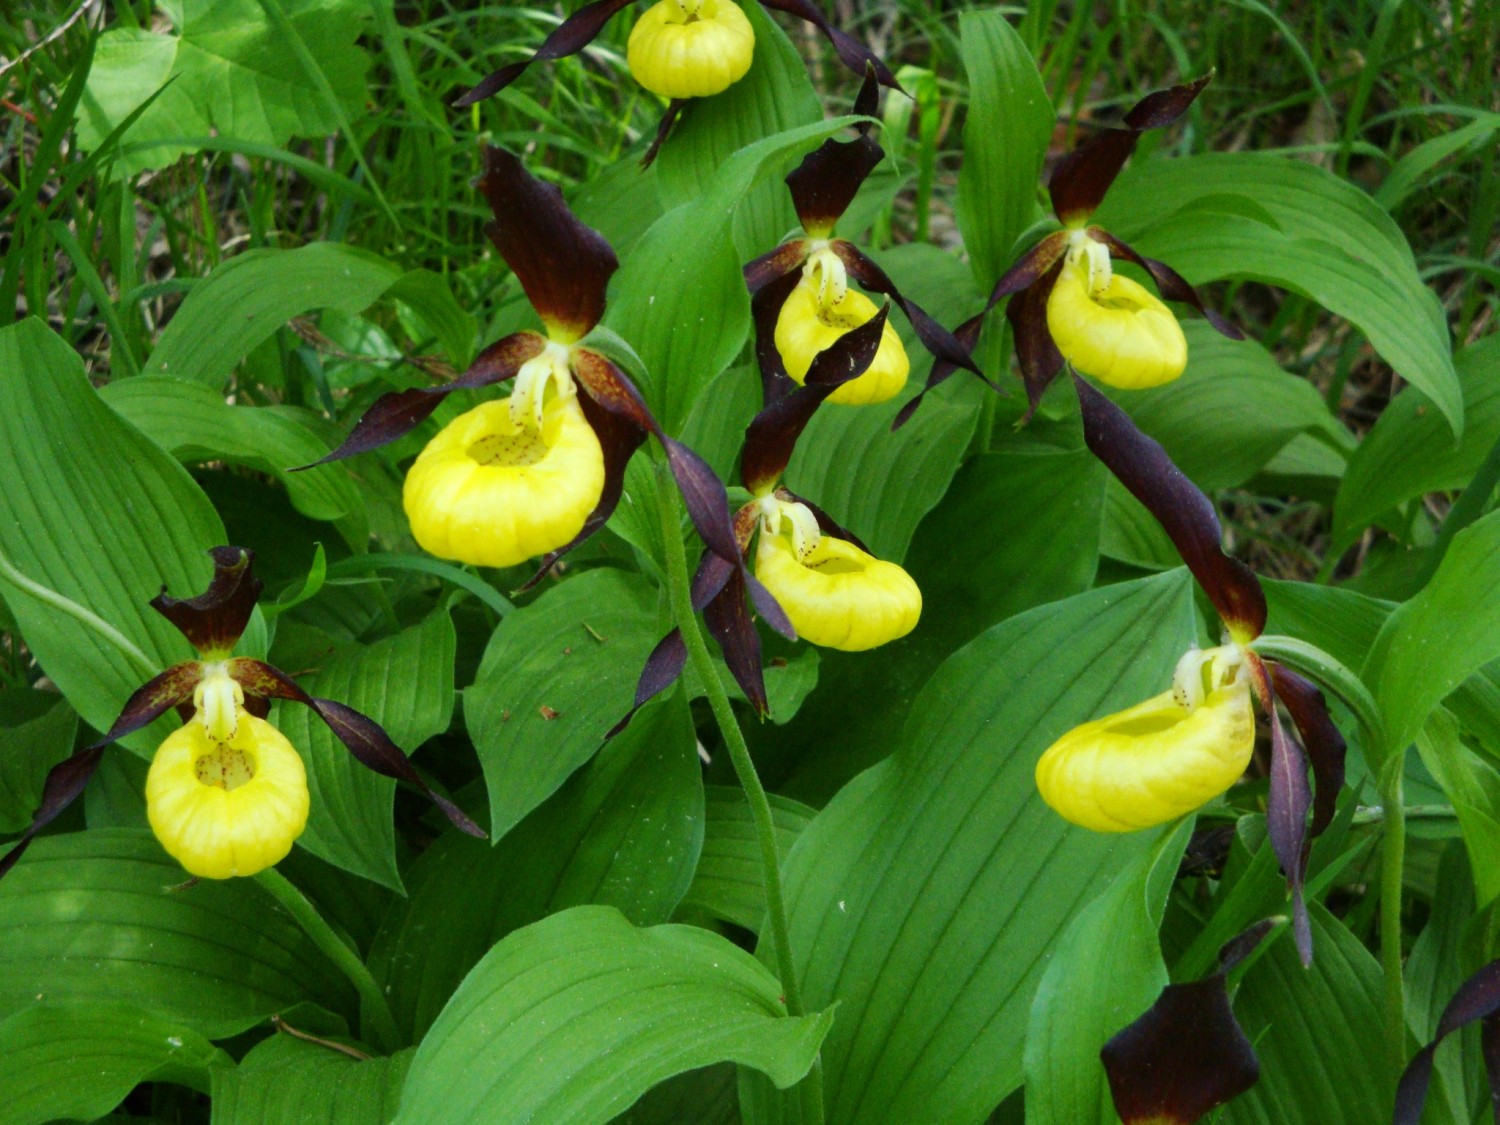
[653,465,824,1123]
[1247,634,1386,765]
[255,867,401,1053]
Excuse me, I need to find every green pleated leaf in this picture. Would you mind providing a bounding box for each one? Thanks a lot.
[211,1034,412,1125]
[0,319,224,753]
[145,243,474,389]
[1364,510,1500,757]
[610,1064,739,1125]
[102,376,366,545]
[1114,321,1349,492]
[0,1002,224,1125]
[394,906,832,1125]
[1334,333,1500,549]
[0,698,78,835]
[745,570,1198,1125]
[1222,907,1393,1123]
[1096,153,1461,435]
[654,0,820,257]
[606,115,859,433]
[371,695,703,1040]
[466,569,662,840]
[786,243,985,562]
[1024,822,1192,1125]
[0,830,354,1037]
[1416,709,1500,908]
[678,785,814,933]
[954,9,1053,287]
[271,609,456,891]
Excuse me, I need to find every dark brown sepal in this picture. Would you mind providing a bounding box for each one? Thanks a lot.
[1395,960,1500,1125]
[1122,73,1213,130]
[1247,653,1312,967]
[519,380,650,592]
[1072,375,1267,640]
[1093,231,1243,340]
[776,487,869,553]
[152,547,262,657]
[834,242,985,377]
[306,332,547,467]
[785,135,885,237]
[1102,922,1270,1124]
[1010,261,1067,419]
[740,303,890,495]
[642,99,689,168]
[752,269,804,405]
[1269,665,1346,840]
[226,659,484,839]
[744,240,810,295]
[480,146,619,340]
[757,0,899,91]
[453,0,635,107]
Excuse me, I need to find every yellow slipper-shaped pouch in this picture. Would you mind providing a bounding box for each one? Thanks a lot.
[1046,254,1188,389]
[774,277,910,405]
[628,0,755,99]
[755,532,921,651]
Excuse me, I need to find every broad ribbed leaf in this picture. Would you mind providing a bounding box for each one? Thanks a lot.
[1334,333,1500,549]
[678,785,815,933]
[467,569,661,840]
[1364,510,1500,757]
[1024,823,1192,1125]
[271,610,456,891]
[371,696,703,1040]
[0,830,353,1036]
[211,1034,412,1125]
[0,699,77,835]
[393,906,833,1125]
[954,10,1053,287]
[0,1003,223,1125]
[745,571,1198,1124]
[1222,908,1392,1123]
[1095,153,1461,435]
[0,320,223,753]
[145,243,473,388]
[103,376,365,545]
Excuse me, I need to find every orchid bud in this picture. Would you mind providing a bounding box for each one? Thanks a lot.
[628,0,755,100]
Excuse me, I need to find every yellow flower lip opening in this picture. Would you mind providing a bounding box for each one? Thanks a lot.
[146,709,310,880]
[403,365,606,569]
[628,0,755,100]
[774,265,910,406]
[1046,237,1188,390]
[753,501,921,651]
[1035,645,1254,833]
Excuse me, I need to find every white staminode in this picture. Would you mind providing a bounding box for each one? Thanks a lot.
[508,341,577,432]
[756,496,823,560]
[1066,228,1114,296]
[193,662,245,742]
[802,244,849,310]
[672,0,707,15]
[1171,644,1245,711]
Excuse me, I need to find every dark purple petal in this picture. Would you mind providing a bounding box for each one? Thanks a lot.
[226,659,483,838]
[1073,375,1267,641]
[757,0,899,90]
[891,310,985,432]
[305,332,546,466]
[453,0,635,107]
[151,547,262,657]
[752,269,804,405]
[607,629,689,739]
[744,569,795,640]
[519,381,650,591]
[480,146,619,340]
[833,242,984,376]
[785,135,886,237]
[1122,73,1213,130]
[1102,922,1270,1125]
[1270,665,1346,840]
[1482,1020,1500,1125]
[1249,654,1312,967]
[740,303,890,495]
[704,565,768,716]
[1009,262,1067,418]
[986,230,1072,304]
[641,99,689,168]
[1093,231,1244,340]
[1395,961,1500,1125]
[0,744,107,881]
[1048,128,1140,227]
[744,240,810,294]
[93,661,204,748]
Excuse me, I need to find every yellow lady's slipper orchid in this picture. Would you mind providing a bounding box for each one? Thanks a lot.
[628,0,755,100]
[146,707,310,880]
[753,500,920,651]
[1045,239,1187,390]
[403,388,606,570]
[774,260,909,405]
[1035,645,1254,832]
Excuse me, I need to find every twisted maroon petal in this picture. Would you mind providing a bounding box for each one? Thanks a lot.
[453,0,635,107]
[1395,960,1500,1125]
[757,0,899,90]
